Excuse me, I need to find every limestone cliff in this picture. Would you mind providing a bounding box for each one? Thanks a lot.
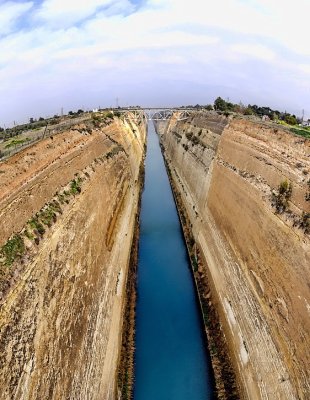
[0,113,146,399]
[158,112,310,399]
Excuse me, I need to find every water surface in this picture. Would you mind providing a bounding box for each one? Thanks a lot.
[134,122,215,400]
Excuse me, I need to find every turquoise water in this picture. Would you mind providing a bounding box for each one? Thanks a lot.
[134,123,215,399]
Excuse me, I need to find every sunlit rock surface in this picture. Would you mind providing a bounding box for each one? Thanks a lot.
[159,111,310,399]
[0,115,146,400]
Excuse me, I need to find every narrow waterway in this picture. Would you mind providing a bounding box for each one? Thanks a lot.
[134,122,215,399]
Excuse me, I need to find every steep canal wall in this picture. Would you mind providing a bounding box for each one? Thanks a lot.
[0,113,146,400]
[157,112,310,399]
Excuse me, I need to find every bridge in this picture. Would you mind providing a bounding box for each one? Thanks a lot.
[111,108,193,122]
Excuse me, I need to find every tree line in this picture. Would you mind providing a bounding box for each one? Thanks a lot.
[192,97,299,125]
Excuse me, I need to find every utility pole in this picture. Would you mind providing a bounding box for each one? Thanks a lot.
[116,97,119,108]
[302,109,305,124]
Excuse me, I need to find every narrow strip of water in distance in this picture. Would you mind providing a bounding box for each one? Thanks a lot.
[134,122,215,399]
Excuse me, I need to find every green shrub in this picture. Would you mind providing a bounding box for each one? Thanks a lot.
[24,230,34,240]
[5,137,31,149]
[106,145,123,159]
[244,107,254,115]
[185,132,193,140]
[91,113,100,121]
[28,217,45,235]
[40,206,57,227]
[57,193,66,204]
[191,255,198,271]
[273,180,292,213]
[299,212,309,234]
[192,136,199,145]
[0,234,25,266]
[305,179,310,202]
[105,111,114,119]
[70,178,82,195]
[284,115,297,125]
[279,180,292,195]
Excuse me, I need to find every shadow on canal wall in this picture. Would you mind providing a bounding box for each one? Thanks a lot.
[117,149,146,400]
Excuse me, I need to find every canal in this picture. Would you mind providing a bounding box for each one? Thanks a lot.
[134,122,215,399]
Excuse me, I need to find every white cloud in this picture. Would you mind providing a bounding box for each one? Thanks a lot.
[0,0,310,125]
[0,1,33,35]
[231,44,275,61]
[299,64,310,75]
[34,0,112,27]
[140,0,310,57]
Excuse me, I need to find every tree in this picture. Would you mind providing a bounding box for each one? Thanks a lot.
[214,97,227,111]
[244,107,254,115]
[39,117,45,121]
[285,115,297,125]
[226,101,235,111]
[29,117,34,124]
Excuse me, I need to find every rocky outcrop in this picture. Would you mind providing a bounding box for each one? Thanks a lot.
[158,112,310,399]
[0,114,146,400]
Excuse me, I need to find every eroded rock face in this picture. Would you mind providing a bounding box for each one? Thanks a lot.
[0,115,146,400]
[159,112,310,399]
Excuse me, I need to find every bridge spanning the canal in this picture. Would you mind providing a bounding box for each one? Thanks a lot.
[112,108,193,122]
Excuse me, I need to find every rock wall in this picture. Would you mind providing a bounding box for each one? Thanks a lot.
[159,112,310,399]
[0,114,146,399]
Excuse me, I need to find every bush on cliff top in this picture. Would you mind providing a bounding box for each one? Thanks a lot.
[290,127,310,139]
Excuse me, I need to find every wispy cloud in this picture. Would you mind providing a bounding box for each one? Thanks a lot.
[33,0,135,28]
[0,1,33,36]
[0,0,309,125]
[231,44,275,61]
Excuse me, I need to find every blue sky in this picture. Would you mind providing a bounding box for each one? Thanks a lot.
[0,0,309,125]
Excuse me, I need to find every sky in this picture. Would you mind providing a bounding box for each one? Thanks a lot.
[0,0,309,126]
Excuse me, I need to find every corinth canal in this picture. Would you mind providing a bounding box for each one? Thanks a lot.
[134,121,215,399]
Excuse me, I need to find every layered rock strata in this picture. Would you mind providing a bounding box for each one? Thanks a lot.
[158,112,310,399]
[0,114,146,400]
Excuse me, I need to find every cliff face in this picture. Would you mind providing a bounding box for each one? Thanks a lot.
[0,114,146,399]
[159,112,310,399]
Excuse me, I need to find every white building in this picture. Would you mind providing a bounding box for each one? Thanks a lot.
[301,119,310,127]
